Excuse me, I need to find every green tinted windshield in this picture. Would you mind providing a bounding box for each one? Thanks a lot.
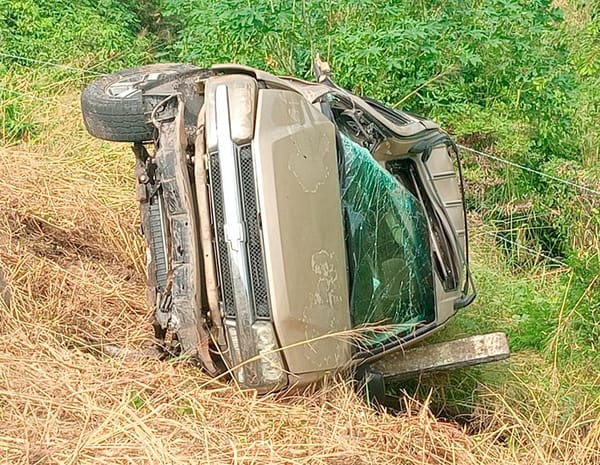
[341,135,435,344]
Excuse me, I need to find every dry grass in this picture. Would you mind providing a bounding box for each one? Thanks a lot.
[0,92,598,464]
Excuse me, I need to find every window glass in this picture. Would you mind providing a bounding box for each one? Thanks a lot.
[341,135,435,344]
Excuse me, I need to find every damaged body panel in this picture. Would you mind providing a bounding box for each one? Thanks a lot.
[138,96,216,373]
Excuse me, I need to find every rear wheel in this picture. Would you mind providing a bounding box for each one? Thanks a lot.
[81,63,199,142]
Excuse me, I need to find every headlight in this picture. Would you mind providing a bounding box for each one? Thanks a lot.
[253,320,287,388]
[224,320,287,390]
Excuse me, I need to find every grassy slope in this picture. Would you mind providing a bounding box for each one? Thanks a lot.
[0,87,598,464]
[0,92,506,465]
[1,1,599,462]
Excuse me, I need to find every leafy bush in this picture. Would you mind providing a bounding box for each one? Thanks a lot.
[160,0,575,155]
[0,0,153,73]
[569,3,600,167]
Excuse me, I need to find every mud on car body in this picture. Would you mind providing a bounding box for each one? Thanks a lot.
[81,61,484,393]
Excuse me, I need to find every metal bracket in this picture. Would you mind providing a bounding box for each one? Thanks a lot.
[355,364,387,407]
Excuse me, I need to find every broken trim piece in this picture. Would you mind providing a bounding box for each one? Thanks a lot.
[150,98,217,374]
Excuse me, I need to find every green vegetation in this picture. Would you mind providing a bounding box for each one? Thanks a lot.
[160,0,575,157]
[0,0,154,142]
[157,0,600,396]
[0,0,598,462]
[0,0,152,70]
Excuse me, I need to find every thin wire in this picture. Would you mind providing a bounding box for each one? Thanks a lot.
[0,51,105,76]
[0,54,597,199]
[150,94,178,129]
[459,144,600,196]
[0,85,78,110]
[484,231,570,267]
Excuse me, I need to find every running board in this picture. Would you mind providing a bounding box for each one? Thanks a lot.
[371,332,510,382]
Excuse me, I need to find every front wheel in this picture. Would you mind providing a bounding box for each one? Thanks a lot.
[81,63,199,142]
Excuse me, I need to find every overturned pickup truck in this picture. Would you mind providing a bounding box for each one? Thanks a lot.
[81,60,508,394]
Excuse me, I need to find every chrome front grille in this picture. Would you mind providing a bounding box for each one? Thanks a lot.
[209,153,236,318]
[209,146,270,320]
[239,145,270,319]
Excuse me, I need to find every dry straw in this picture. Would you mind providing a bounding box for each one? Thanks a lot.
[0,91,597,464]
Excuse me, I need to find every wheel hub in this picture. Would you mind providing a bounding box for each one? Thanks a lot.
[106,73,166,98]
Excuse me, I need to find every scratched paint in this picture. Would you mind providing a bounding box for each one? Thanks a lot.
[278,91,331,193]
[287,129,330,193]
[309,250,342,308]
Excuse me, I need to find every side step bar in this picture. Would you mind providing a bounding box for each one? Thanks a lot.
[372,332,510,382]
[357,333,509,403]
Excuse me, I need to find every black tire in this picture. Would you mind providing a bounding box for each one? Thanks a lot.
[81,63,200,142]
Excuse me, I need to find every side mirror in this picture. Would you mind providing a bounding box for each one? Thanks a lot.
[313,54,331,83]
